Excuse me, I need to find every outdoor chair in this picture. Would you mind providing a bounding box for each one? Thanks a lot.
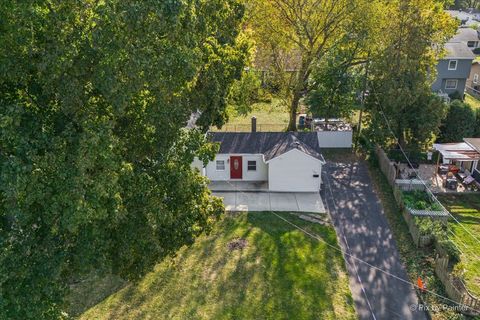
[463,175,475,185]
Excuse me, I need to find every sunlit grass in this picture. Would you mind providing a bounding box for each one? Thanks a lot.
[79,212,355,320]
[465,93,480,111]
[211,99,289,132]
[438,194,480,298]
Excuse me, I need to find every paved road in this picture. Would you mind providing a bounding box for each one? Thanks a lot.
[322,160,428,320]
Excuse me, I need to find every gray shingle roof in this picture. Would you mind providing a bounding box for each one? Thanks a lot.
[444,42,476,60]
[450,28,479,43]
[210,132,324,161]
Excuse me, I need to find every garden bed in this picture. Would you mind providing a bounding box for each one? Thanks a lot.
[402,190,442,211]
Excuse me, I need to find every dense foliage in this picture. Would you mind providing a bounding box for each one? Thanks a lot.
[364,0,456,150]
[438,99,477,142]
[0,1,248,319]
[402,191,443,211]
[249,0,372,130]
[306,50,362,120]
[227,70,262,116]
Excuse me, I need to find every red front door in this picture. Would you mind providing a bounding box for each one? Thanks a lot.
[230,156,243,179]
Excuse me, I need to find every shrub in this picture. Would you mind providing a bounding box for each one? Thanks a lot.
[438,99,476,142]
[448,91,463,101]
[475,109,480,138]
[402,190,443,211]
[414,216,445,236]
[436,238,461,264]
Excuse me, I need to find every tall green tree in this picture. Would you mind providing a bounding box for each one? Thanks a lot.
[0,1,248,319]
[305,48,363,121]
[439,100,477,142]
[364,0,456,150]
[249,0,373,130]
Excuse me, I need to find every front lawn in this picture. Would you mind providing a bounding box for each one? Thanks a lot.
[79,212,355,320]
[437,194,480,298]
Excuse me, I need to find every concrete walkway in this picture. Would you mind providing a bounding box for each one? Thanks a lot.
[213,191,326,213]
[322,160,428,320]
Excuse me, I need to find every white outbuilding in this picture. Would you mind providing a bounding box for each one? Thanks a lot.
[193,132,325,192]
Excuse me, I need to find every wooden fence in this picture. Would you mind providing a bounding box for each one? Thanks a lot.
[375,146,480,316]
[376,146,397,186]
[435,256,480,316]
[393,187,434,247]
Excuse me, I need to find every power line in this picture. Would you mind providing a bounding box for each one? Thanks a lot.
[269,210,479,313]
[370,89,480,246]
[322,168,377,320]
[218,179,479,314]
[447,229,480,261]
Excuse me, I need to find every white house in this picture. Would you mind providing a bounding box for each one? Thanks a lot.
[193,132,326,192]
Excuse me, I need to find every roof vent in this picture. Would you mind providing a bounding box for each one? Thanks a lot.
[293,141,300,148]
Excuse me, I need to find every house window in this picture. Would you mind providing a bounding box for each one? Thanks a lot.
[448,60,458,70]
[216,160,225,171]
[474,74,479,84]
[445,79,458,90]
[468,41,475,48]
[247,160,257,171]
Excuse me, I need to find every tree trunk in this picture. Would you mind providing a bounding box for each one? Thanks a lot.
[287,61,310,132]
[287,89,301,131]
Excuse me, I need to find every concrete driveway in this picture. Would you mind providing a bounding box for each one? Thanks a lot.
[213,191,326,213]
[323,160,427,320]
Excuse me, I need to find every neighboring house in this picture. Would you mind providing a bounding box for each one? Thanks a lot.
[192,132,325,192]
[467,61,480,92]
[450,27,480,49]
[432,42,475,98]
[446,10,480,27]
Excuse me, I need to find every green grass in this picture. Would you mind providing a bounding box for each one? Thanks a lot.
[213,99,289,132]
[79,212,355,320]
[465,93,480,111]
[437,194,480,298]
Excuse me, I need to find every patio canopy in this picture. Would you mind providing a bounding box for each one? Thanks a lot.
[433,142,480,161]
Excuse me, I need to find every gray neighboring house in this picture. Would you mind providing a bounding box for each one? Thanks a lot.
[450,27,480,49]
[446,10,480,27]
[432,42,475,98]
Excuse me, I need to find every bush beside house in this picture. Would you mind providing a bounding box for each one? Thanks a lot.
[438,99,477,142]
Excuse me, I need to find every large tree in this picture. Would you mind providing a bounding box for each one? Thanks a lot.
[438,100,477,142]
[249,0,372,130]
[364,0,457,150]
[0,1,248,319]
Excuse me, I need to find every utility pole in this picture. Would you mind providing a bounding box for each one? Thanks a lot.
[356,53,370,148]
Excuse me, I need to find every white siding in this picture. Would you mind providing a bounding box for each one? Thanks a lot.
[204,154,267,181]
[317,131,352,148]
[268,149,323,192]
[191,157,205,175]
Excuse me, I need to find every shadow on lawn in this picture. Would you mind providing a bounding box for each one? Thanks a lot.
[83,212,354,320]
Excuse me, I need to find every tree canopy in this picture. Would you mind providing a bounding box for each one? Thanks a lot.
[248,0,370,130]
[439,100,477,142]
[364,0,456,150]
[0,1,248,319]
